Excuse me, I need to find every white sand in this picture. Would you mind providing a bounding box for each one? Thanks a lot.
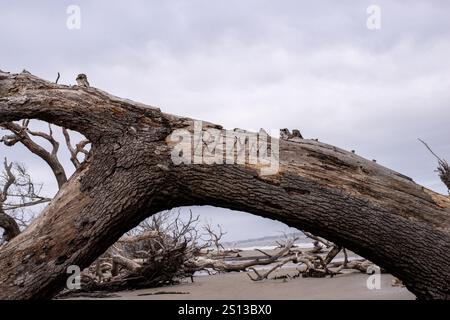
[81,270,414,300]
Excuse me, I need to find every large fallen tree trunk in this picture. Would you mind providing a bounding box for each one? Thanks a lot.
[0,70,449,299]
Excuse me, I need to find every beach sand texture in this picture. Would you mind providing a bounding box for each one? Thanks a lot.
[80,269,414,300]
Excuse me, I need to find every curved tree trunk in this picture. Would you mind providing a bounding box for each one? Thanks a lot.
[0,70,449,300]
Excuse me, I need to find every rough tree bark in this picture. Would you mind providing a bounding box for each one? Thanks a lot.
[0,70,449,299]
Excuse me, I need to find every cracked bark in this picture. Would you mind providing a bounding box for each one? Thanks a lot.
[0,70,449,299]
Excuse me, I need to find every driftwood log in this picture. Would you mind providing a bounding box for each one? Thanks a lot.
[0,70,450,299]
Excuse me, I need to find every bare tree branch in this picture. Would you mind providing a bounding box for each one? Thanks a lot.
[0,121,67,188]
[62,128,90,169]
[419,138,450,192]
[0,159,22,242]
[203,223,226,253]
[0,158,51,243]
[303,231,333,248]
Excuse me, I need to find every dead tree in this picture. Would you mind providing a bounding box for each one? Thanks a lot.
[192,237,298,274]
[0,159,20,242]
[0,70,450,299]
[0,158,50,243]
[203,223,226,253]
[419,138,450,193]
[245,237,373,281]
[1,118,206,295]
[62,128,90,169]
[58,210,206,295]
[0,117,89,243]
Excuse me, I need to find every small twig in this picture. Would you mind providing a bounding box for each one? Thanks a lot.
[418,138,450,192]
[255,248,272,258]
[303,231,333,248]
[418,138,444,163]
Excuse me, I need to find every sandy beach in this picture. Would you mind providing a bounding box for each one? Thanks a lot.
[75,268,414,300]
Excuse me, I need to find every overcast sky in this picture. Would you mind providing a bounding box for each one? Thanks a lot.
[1,1,449,241]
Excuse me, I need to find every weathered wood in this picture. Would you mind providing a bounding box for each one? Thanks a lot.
[0,70,450,299]
[192,238,297,273]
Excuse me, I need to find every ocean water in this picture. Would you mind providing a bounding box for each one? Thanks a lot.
[230,242,315,251]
